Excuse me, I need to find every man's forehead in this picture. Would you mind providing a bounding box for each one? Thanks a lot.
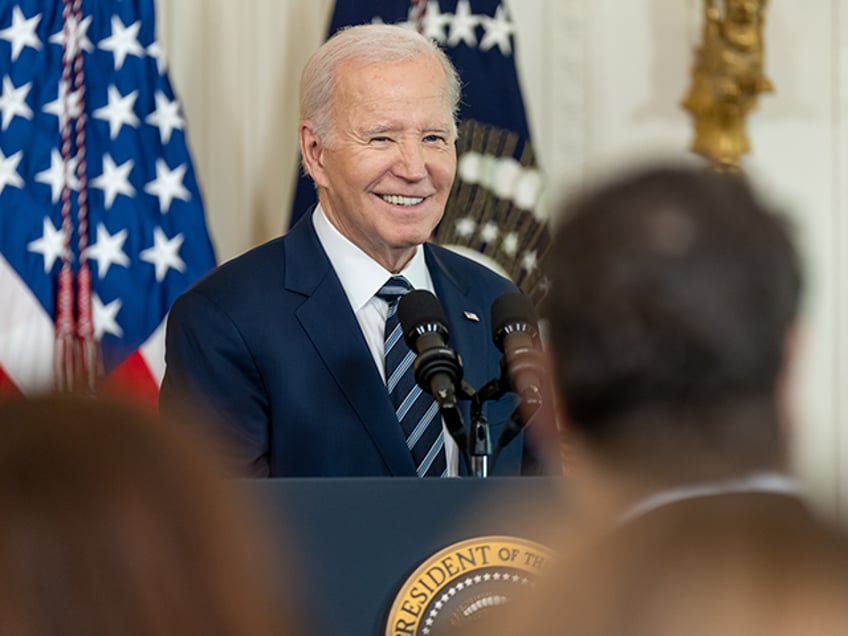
[333,77,452,123]
[334,53,446,88]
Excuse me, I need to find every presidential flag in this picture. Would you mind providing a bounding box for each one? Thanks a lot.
[289,0,550,302]
[0,0,215,405]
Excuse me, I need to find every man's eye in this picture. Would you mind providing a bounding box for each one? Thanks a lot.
[370,136,391,143]
[423,134,445,143]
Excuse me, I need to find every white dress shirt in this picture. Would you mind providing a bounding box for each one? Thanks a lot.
[312,205,460,475]
[617,471,802,525]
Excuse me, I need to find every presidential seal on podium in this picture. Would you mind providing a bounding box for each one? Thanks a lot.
[385,535,555,635]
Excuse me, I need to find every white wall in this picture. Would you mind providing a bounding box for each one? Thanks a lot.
[155,0,848,517]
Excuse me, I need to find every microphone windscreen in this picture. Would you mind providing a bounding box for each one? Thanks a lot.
[397,289,448,347]
[491,292,539,351]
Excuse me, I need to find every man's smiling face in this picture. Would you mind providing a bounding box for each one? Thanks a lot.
[304,52,457,272]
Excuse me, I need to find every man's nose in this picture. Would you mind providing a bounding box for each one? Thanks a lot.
[393,141,428,181]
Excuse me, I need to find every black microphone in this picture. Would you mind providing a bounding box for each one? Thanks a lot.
[491,292,545,408]
[397,290,463,406]
[397,290,468,455]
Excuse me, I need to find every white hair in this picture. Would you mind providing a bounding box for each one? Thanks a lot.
[299,23,461,145]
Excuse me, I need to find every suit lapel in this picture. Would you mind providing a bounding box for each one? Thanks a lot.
[425,245,493,389]
[284,216,416,475]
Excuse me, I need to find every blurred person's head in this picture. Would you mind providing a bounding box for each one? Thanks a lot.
[471,493,848,636]
[0,393,299,636]
[298,23,461,273]
[543,165,802,485]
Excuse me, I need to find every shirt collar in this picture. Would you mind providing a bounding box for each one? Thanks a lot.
[312,205,432,311]
[617,471,802,525]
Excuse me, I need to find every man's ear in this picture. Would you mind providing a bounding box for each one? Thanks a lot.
[299,121,329,189]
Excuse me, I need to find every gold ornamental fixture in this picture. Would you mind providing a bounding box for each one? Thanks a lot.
[682,0,773,171]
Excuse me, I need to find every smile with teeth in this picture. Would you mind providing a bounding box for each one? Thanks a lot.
[379,194,425,206]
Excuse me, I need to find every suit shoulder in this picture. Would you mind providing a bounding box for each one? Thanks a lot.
[426,243,518,292]
[181,237,286,304]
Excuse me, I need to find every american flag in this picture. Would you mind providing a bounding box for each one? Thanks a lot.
[0,0,215,405]
[289,0,551,303]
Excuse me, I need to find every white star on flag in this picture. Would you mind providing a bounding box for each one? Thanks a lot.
[48,13,93,60]
[26,216,66,274]
[92,293,123,339]
[521,249,538,273]
[447,0,478,47]
[93,85,140,139]
[42,80,83,131]
[98,16,144,71]
[421,1,451,44]
[140,226,185,281]
[0,6,41,61]
[35,149,80,203]
[91,154,135,208]
[0,75,33,130]
[146,40,167,74]
[480,221,499,243]
[479,5,514,56]
[0,148,24,195]
[145,91,184,144]
[144,159,190,213]
[455,216,476,238]
[85,223,130,278]
[502,232,519,256]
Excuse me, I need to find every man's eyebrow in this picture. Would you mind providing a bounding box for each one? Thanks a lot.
[361,124,453,136]
[362,124,399,136]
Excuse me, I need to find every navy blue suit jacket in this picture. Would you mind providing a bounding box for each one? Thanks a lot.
[160,214,535,477]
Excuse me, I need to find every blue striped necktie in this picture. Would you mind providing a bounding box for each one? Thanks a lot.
[377,276,447,477]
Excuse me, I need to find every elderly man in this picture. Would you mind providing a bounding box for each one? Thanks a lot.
[159,24,545,478]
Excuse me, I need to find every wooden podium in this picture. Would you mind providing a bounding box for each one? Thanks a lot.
[250,477,565,636]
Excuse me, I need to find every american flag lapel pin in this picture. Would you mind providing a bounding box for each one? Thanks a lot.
[463,311,480,322]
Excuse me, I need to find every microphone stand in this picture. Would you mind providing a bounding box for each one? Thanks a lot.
[435,379,475,472]
[468,378,505,478]
[469,358,545,476]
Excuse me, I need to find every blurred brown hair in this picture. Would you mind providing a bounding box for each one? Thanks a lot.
[0,393,300,636]
[463,494,848,636]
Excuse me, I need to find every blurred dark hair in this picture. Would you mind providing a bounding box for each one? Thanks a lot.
[0,393,299,636]
[543,166,801,467]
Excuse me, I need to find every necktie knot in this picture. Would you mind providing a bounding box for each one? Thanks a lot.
[376,276,412,312]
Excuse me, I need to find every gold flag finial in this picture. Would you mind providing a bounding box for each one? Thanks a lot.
[682,0,772,171]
